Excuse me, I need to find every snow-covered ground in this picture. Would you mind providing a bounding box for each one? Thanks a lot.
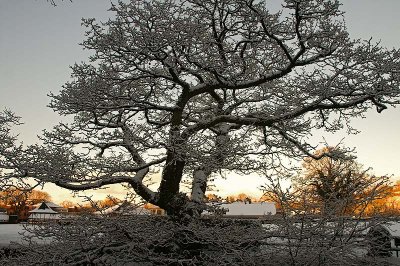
[0,224,54,247]
[0,224,26,247]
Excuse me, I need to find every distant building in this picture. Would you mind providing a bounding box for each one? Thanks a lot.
[0,208,9,223]
[28,202,65,222]
[205,201,276,219]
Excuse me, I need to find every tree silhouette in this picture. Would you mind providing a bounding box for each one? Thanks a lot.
[293,146,389,215]
[1,0,400,217]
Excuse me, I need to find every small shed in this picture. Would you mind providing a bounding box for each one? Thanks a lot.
[0,208,9,223]
[28,202,61,222]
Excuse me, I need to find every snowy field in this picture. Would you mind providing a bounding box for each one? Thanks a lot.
[0,224,54,247]
[0,224,26,247]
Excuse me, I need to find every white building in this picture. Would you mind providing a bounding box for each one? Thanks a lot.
[205,201,276,218]
[0,208,9,223]
[28,202,62,221]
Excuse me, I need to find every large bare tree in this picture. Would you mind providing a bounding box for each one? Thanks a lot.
[1,0,400,217]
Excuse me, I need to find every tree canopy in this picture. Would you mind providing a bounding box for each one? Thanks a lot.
[0,188,51,207]
[0,188,51,220]
[1,0,400,217]
[293,146,389,215]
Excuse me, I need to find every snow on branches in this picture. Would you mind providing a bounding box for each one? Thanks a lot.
[2,0,400,216]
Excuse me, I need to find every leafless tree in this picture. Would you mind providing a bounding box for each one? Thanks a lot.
[1,0,400,218]
[261,167,396,266]
[292,146,390,216]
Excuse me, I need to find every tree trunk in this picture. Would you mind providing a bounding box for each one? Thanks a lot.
[155,149,190,217]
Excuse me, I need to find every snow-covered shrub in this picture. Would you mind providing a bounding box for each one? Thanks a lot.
[1,215,393,266]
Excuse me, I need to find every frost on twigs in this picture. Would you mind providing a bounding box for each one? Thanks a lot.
[2,216,267,265]
[0,110,36,192]
[6,0,400,216]
[1,214,393,266]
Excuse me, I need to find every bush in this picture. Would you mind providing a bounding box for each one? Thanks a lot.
[1,215,394,265]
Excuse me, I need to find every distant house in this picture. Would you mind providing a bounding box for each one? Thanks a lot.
[205,201,276,219]
[0,208,9,223]
[28,202,65,222]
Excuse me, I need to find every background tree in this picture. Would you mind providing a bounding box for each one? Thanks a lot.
[97,196,121,209]
[363,182,400,216]
[225,195,236,203]
[0,189,51,207]
[236,193,251,202]
[59,200,75,209]
[259,166,391,265]
[0,111,27,191]
[205,193,223,203]
[28,190,52,205]
[0,188,51,219]
[1,0,400,217]
[293,146,389,215]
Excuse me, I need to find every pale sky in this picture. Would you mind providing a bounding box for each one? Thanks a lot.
[1,0,400,203]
